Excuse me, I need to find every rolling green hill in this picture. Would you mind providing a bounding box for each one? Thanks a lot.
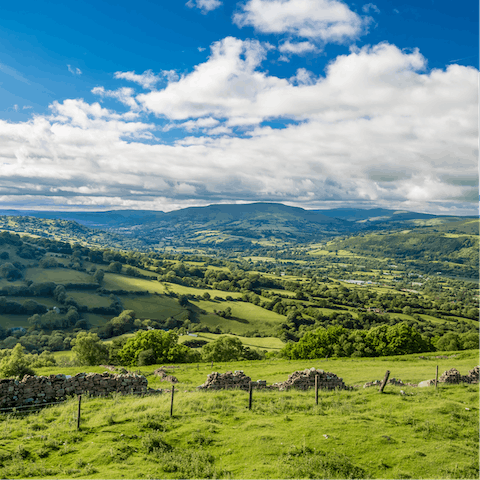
[0,223,477,360]
[3,203,475,250]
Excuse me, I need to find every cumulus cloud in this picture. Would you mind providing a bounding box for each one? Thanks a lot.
[278,40,318,54]
[0,40,477,214]
[113,70,177,90]
[233,0,369,44]
[164,117,220,132]
[138,39,475,129]
[136,37,280,122]
[92,86,139,110]
[186,0,222,13]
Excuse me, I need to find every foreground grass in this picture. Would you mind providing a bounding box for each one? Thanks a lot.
[0,384,477,479]
[4,351,478,479]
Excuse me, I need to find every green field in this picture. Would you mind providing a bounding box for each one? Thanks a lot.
[83,313,112,327]
[163,282,244,299]
[6,296,58,308]
[178,332,285,352]
[3,351,477,479]
[0,313,31,329]
[24,268,94,284]
[121,295,186,321]
[191,299,286,335]
[102,273,166,293]
[69,292,112,308]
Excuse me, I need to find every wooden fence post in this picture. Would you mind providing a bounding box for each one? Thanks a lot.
[248,382,253,410]
[315,374,319,405]
[378,370,390,393]
[170,386,175,417]
[435,365,439,389]
[77,395,82,430]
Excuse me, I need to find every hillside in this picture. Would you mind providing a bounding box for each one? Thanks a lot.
[1,203,476,249]
[3,352,480,480]
[321,218,479,279]
[0,229,477,359]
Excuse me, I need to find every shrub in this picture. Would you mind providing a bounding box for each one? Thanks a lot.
[137,348,157,366]
[0,344,35,378]
[119,330,196,366]
[71,332,108,366]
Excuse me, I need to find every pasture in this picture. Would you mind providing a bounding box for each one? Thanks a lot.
[24,268,94,284]
[4,350,478,479]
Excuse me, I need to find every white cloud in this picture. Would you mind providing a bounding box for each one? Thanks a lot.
[67,65,82,75]
[139,39,468,127]
[233,0,369,44]
[165,117,221,132]
[113,70,177,90]
[186,0,222,13]
[289,68,316,85]
[92,86,140,110]
[0,40,476,214]
[137,37,281,122]
[362,3,380,14]
[207,125,233,135]
[278,40,318,54]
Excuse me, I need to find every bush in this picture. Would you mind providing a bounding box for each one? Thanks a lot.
[201,336,245,362]
[71,332,108,366]
[0,344,35,378]
[119,330,196,366]
[0,263,22,281]
[137,348,157,366]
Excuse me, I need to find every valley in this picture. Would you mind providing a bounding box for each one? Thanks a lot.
[0,203,477,479]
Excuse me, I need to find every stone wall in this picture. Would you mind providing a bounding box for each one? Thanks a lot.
[272,368,346,391]
[154,368,179,384]
[440,366,478,384]
[0,372,149,409]
[363,378,417,388]
[198,368,346,392]
[198,371,255,391]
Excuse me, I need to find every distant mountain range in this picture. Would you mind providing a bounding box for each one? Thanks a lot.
[0,203,476,248]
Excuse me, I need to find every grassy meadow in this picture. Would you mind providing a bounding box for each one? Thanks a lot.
[1,350,478,479]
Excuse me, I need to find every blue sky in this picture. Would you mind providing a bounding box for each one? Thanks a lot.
[0,0,477,213]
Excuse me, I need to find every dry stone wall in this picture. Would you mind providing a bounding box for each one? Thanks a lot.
[272,368,346,391]
[198,371,253,391]
[198,368,346,392]
[418,366,479,387]
[0,372,149,409]
[154,368,178,384]
[440,366,478,384]
[363,378,417,388]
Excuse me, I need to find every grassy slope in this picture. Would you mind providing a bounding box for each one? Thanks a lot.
[3,351,477,479]
[121,296,186,321]
[24,268,95,284]
[177,332,285,352]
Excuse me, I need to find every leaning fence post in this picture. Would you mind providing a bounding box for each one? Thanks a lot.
[378,370,390,393]
[248,382,253,410]
[170,386,175,417]
[315,374,319,405]
[77,395,82,430]
[435,365,439,389]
